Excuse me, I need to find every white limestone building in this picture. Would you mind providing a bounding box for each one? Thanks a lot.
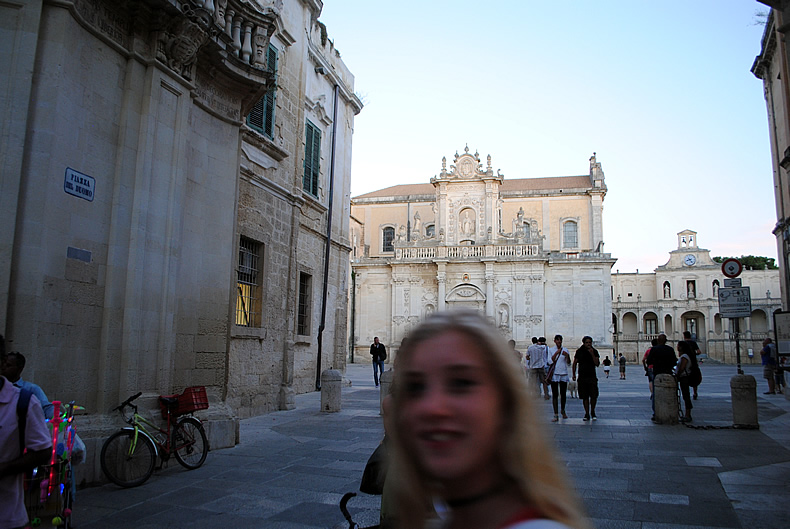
[2,0,361,481]
[611,230,781,363]
[350,148,616,360]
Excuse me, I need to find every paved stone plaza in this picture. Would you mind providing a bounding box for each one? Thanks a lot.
[73,363,790,528]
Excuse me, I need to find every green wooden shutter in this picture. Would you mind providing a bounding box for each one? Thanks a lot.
[247,44,277,137]
[303,121,321,196]
[262,45,277,137]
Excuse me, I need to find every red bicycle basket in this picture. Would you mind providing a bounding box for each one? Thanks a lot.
[159,386,208,419]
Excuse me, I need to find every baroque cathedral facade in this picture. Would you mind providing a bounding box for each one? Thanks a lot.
[350,148,616,359]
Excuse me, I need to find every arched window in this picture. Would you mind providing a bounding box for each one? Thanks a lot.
[663,281,671,299]
[562,220,578,249]
[382,227,395,252]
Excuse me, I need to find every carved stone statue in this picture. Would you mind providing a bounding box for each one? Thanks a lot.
[413,211,422,238]
[461,210,475,235]
[499,306,509,327]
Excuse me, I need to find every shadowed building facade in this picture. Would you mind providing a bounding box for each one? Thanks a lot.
[1,0,361,482]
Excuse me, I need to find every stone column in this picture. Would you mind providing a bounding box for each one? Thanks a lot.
[485,263,495,320]
[731,374,758,428]
[542,197,551,252]
[436,262,447,311]
[590,192,604,251]
[436,184,447,243]
[380,369,394,414]
[320,369,342,412]
[654,374,678,425]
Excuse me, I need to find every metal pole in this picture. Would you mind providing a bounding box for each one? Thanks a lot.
[315,83,340,391]
[734,318,743,375]
[349,271,356,363]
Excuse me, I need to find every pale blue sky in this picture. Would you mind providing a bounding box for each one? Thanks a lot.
[320,1,776,273]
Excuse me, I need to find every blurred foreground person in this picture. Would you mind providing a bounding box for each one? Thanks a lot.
[387,311,590,529]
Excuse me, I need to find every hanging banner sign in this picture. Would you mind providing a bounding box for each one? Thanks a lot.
[64,167,95,202]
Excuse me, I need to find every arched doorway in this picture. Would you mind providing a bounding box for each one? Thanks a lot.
[681,310,706,343]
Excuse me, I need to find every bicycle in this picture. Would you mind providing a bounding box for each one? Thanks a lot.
[100,386,209,487]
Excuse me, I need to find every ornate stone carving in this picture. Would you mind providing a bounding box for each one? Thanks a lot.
[393,316,405,325]
[160,13,211,79]
[456,288,477,297]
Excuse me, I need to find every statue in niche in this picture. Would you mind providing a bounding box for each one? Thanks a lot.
[517,207,525,224]
[664,283,671,298]
[461,210,475,235]
[413,212,422,239]
[499,306,509,327]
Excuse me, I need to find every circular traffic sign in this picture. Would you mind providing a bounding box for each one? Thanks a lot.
[721,258,742,278]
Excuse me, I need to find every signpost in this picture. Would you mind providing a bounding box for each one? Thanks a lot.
[719,259,748,374]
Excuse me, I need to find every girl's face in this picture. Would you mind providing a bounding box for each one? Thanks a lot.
[398,330,504,490]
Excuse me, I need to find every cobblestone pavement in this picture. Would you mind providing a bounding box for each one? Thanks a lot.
[73,363,790,528]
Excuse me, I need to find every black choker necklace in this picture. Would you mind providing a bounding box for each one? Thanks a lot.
[445,482,505,509]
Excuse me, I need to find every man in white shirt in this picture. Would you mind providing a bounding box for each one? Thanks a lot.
[526,337,549,399]
[0,373,52,529]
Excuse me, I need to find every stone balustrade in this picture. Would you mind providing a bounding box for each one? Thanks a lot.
[185,0,279,68]
[393,243,542,261]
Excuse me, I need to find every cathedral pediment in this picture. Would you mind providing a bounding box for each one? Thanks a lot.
[431,145,502,183]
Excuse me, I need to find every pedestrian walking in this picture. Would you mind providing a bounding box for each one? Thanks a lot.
[572,337,600,421]
[549,335,572,422]
[526,337,548,398]
[618,354,626,379]
[370,337,386,387]
[675,341,694,423]
[761,338,778,394]
[602,356,611,378]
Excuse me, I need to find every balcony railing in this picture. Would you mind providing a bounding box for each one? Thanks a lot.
[393,244,611,262]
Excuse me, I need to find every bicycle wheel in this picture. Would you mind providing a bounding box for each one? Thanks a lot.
[173,417,208,469]
[100,430,156,487]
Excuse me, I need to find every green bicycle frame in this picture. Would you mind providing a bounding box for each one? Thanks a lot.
[120,413,162,459]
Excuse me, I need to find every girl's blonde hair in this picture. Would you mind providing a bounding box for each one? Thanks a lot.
[387,310,590,529]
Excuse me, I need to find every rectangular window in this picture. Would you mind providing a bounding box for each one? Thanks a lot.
[645,319,657,335]
[382,227,395,252]
[246,45,278,138]
[236,237,262,327]
[298,272,312,335]
[563,221,578,249]
[303,121,321,196]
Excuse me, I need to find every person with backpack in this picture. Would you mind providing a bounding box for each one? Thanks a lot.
[1,349,52,529]
[1,351,53,419]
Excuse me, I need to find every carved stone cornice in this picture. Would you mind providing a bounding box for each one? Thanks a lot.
[63,0,280,121]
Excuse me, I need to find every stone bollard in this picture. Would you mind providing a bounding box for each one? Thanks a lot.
[731,374,758,428]
[321,369,342,413]
[380,369,394,414]
[654,374,679,425]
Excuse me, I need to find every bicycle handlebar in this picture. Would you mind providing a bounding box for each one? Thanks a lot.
[115,391,143,411]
